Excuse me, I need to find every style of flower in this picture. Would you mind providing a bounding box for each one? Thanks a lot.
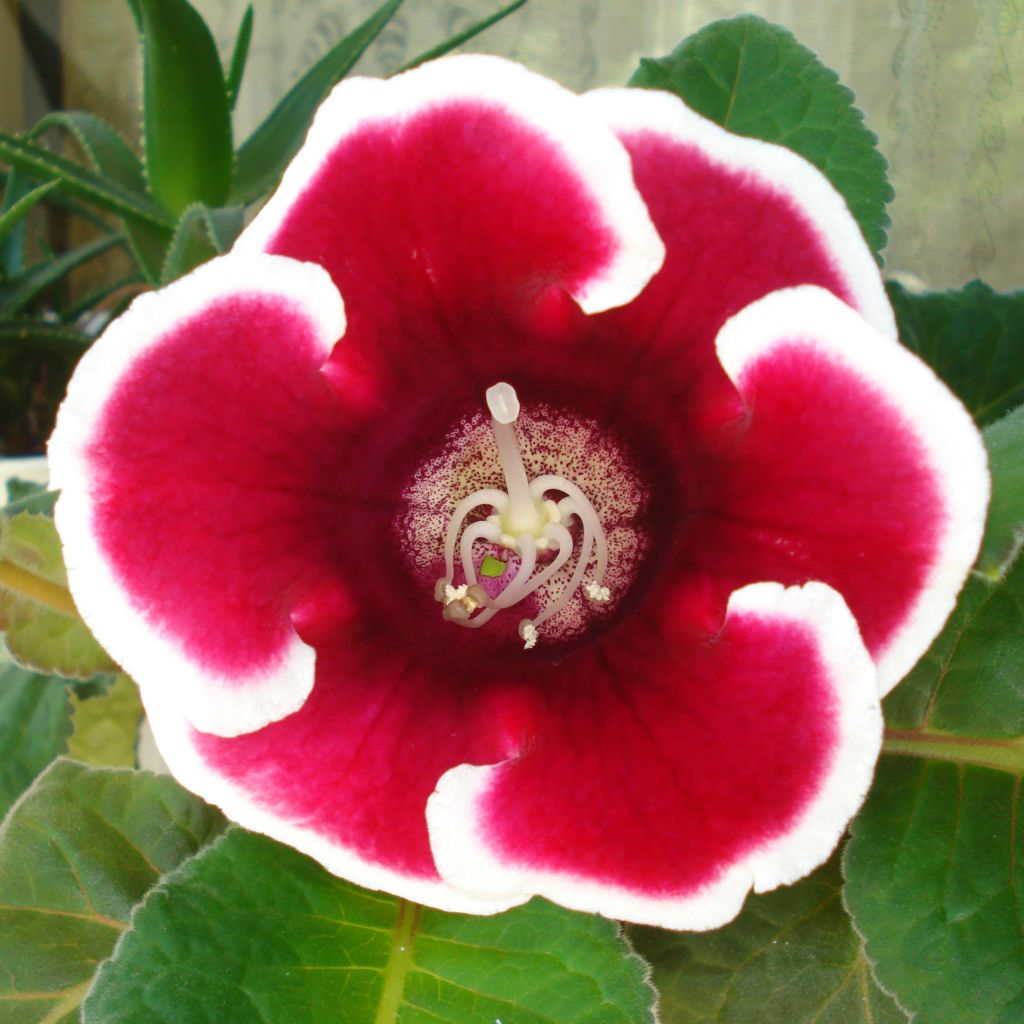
[48,56,988,930]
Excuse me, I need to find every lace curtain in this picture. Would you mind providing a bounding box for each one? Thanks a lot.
[37,0,1024,288]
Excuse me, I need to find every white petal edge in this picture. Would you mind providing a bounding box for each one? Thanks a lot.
[582,87,896,339]
[715,285,989,693]
[426,581,883,931]
[48,254,346,738]
[139,680,527,916]
[235,54,665,315]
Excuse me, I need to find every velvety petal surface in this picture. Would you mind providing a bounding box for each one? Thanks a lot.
[701,287,989,691]
[428,582,882,930]
[49,255,347,736]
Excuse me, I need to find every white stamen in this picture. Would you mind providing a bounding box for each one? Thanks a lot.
[436,384,611,644]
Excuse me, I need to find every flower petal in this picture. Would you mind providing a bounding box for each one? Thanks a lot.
[48,255,346,737]
[235,54,664,322]
[708,286,989,691]
[139,616,529,914]
[427,582,882,930]
[582,87,893,385]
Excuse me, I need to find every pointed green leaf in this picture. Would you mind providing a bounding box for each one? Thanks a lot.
[84,828,655,1024]
[396,0,528,72]
[0,653,71,816]
[67,673,143,768]
[28,112,146,195]
[133,0,234,216]
[0,232,123,318]
[844,757,1024,1024]
[630,14,892,260]
[0,512,117,679]
[0,487,59,518]
[0,167,37,277]
[0,321,91,355]
[0,180,58,247]
[224,4,254,111]
[889,280,1024,427]
[0,759,227,1024]
[160,203,244,283]
[630,854,905,1024]
[230,0,405,205]
[0,130,174,229]
[27,110,172,285]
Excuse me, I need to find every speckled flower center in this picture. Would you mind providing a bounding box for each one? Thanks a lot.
[398,384,649,647]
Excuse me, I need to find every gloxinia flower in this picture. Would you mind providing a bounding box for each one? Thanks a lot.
[49,56,987,929]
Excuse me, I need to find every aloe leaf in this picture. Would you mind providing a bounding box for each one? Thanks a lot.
[0,321,91,354]
[28,111,146,194]
[64,274,143,321]
[230,0,405,205]
[0,179,57,254]
[0,233,123,318]
[225,4,254,110]
[160,203,243,283]
[132,0,234,216]
[0,130,173,229]
[0,168,37,277]
[395,0,528,72]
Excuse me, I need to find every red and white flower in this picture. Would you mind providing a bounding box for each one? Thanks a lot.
[48,56,988,929]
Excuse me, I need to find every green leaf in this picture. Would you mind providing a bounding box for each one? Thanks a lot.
[630,14,892,260]
[84,828,655,1024]
[0,653,71,816]
[132,0,234,217]
[0,321,91,355]
[230,0,405,205]
[0,130,174,230]
[978,405,1024,580]
[224,4,254,111]
[0,487,59,518]
[28,110,172,285]
[844,757,1024,1024]
[0,167,37,277]
[0,180,58,247]
[0,511,117,679]
[0,759,227,1024]
[4,477,45,505]
[160,203,244,284]
[0,232,123,318]
[67,673,143,768]
[28,112,146,195]
[888,280,1024,427]
[395,0,528,72]
[630,853,905,1024]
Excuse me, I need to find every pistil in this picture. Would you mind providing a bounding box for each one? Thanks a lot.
[436,383,610,646]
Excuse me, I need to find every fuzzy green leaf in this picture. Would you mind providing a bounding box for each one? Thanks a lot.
[889,281,1024,427]
[630,14,892,260]
[629,854,905,1024]
[844,757,1024,1024]
[0,512,117,679]
[978,405,1024,580]
[131,0,234,216]
[0,653,71,817]
[84,829,655,1024]
[67,673,143,768]
[230,0,405,205]
[0,759,227,1024]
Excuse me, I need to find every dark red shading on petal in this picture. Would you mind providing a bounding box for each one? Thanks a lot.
[192,623,536,880]
[90,292,344,678]
[479,602,836,893]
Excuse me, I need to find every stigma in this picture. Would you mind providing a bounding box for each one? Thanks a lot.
[435,383,610,647]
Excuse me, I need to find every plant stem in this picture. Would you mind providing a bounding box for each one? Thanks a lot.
[883,728,1024,776]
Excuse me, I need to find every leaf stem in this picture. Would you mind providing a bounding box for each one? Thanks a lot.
[0,559,80,617]
[374,898,421,1024]
[883,729,1024,776]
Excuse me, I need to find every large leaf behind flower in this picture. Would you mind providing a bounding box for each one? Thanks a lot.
[629,853,905,1024]
[84,828,656,1024]
[845,406,1024,1024]
[629,14,892,261]
[0,760,226,1024]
